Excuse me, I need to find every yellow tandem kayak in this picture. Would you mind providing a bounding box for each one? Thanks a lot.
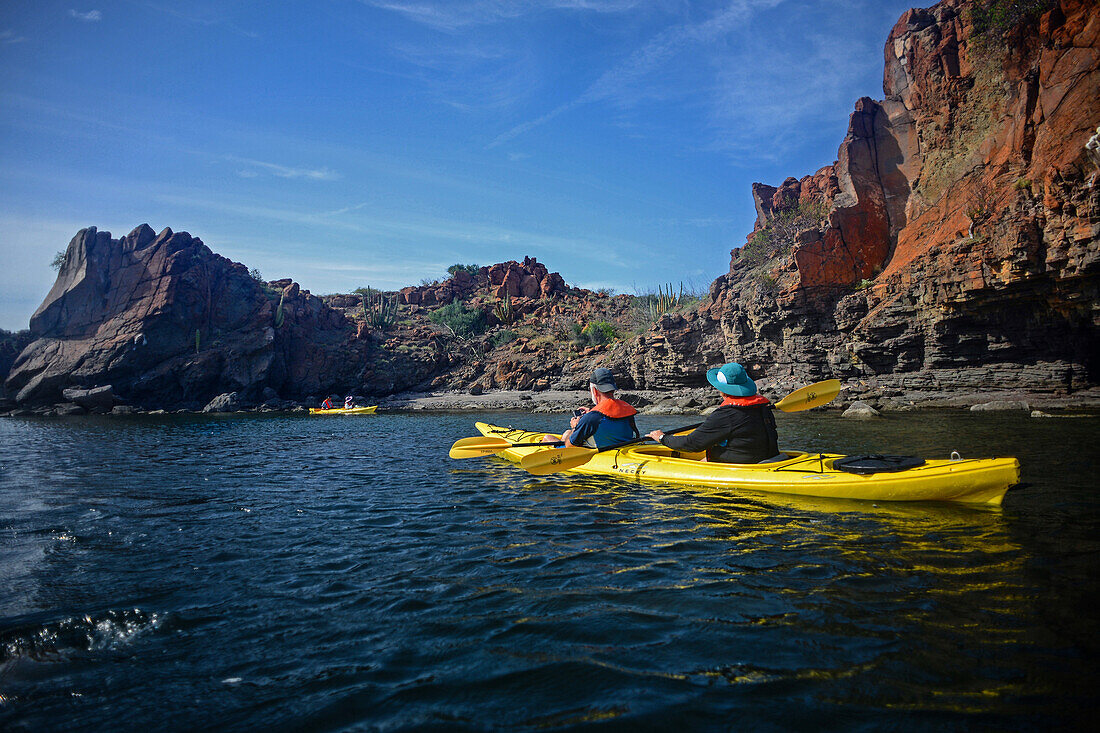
[473,422,1020,505]
[308,406,378,415]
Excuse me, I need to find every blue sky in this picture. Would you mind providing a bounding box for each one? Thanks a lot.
[0,0,919,330]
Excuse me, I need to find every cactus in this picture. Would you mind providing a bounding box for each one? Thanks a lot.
[643,283,679,321]
[361,287,399,331]
[273,292,285,329]
[493,294,515,326]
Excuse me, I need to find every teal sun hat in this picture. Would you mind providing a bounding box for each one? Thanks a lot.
[706,362,758,397]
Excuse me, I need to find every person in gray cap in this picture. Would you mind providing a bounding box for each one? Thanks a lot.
[646,361,779,463]
[546,367,640,449]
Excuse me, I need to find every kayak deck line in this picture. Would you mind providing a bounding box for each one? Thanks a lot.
[471,421,1020,505]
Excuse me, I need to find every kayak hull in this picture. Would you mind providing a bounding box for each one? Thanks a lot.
[308,406,378,415]
[474,422,1019,506]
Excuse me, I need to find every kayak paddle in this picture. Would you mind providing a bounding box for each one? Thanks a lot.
[517,378,843,476]
[519,422,702,476]
[774,379,841,412]
[449,436,563,459]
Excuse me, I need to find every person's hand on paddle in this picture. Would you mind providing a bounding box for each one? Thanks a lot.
[646,429,664,442]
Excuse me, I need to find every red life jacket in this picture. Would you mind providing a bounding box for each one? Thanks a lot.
[590,398,638,418]
[719,394,770,408]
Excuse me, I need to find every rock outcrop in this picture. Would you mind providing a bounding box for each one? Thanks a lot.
[4,226,379,407]
[611,0,1098,394]
[398,257,570,306]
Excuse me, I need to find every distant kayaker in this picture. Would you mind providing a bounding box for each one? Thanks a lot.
[321,397,334,410]
[545,367,639,449]
[344,395,355,409]
[646,361,779,464]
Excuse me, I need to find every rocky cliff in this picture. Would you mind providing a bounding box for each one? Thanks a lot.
[608,0,1098,395]
[3,225,447,408]
[5,0,1098,411]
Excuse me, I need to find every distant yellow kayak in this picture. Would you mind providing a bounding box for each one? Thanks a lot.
[473,422,1020,505]
[308,406,378,415]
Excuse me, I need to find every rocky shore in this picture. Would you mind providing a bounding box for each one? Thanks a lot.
[5,383,1099,419]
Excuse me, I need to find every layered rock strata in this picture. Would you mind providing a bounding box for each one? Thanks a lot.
[610,0,1098,394]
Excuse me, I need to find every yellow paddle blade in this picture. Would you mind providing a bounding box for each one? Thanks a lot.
[519,445,597,475]
[774,379,842,413]
[448,436,512,459]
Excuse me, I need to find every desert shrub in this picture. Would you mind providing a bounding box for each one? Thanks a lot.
[970,0,1054,37]
[1013,177,1031,191]
[447,263,480,277]
[582,321,615,346]
[738,199,828,267]
[488,329,517,349]
[429,300,486,338]
[249,267,264,282]
[854,278,874,291]
[596,287,615,297]
[50,251,66,271]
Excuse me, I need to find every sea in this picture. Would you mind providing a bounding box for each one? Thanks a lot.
[1,409,1097,731]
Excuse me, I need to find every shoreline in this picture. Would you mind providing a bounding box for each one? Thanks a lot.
[4,386,1100,417]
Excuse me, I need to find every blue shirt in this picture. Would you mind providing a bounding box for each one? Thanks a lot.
[569,410,637,449]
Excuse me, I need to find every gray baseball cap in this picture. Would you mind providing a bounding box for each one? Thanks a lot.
[589,367,617,391]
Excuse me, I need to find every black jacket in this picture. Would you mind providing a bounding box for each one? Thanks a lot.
[659,404,779,463]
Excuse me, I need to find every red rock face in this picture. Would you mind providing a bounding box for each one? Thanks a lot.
[621,0,1099,392]
[398,257,569,305]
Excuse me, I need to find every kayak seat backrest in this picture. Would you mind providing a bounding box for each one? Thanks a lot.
[833,455,926,474]
[757,453,791,464]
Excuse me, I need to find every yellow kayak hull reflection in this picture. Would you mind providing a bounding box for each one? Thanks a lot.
[308,406,378,415]
[474,422,1020,505]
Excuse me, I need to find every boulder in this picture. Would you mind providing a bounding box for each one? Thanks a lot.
[970,400,1030,412]
[62,385,118,410]
[203,392,242,413]
[842,401,881,418]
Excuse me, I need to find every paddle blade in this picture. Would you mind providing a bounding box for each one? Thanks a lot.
[448,436,512,459]
[774,379,842,413]
[519,446,596,475]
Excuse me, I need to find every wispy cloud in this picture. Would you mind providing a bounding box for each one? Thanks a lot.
[361,0,646,31]
[133,2,258,39]
[227,156,340,181]
[488,0,783,147]
[1,29,27,44]
[68,9,102,22]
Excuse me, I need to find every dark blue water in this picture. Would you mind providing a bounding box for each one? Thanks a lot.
[1,410,1098,731]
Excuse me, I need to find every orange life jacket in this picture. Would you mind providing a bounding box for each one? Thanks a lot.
[590,398,638,418]
[719,394,771,408]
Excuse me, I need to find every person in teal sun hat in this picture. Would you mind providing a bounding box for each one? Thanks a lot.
[646,361,782,463]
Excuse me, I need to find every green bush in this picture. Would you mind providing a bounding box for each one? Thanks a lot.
[429,300,486,338]
[582,321,615,346]
[1013,177,1031,191]
[50,251,66,271]
[249,267,264,282]
[971,0,1054,37]
[447,263,480,277]
[488,329,517,349]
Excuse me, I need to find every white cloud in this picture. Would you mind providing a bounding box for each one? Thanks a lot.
[1,29,27,44]
[226,156,340,181]
[68,9,102,22]
[361,0,647,31]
